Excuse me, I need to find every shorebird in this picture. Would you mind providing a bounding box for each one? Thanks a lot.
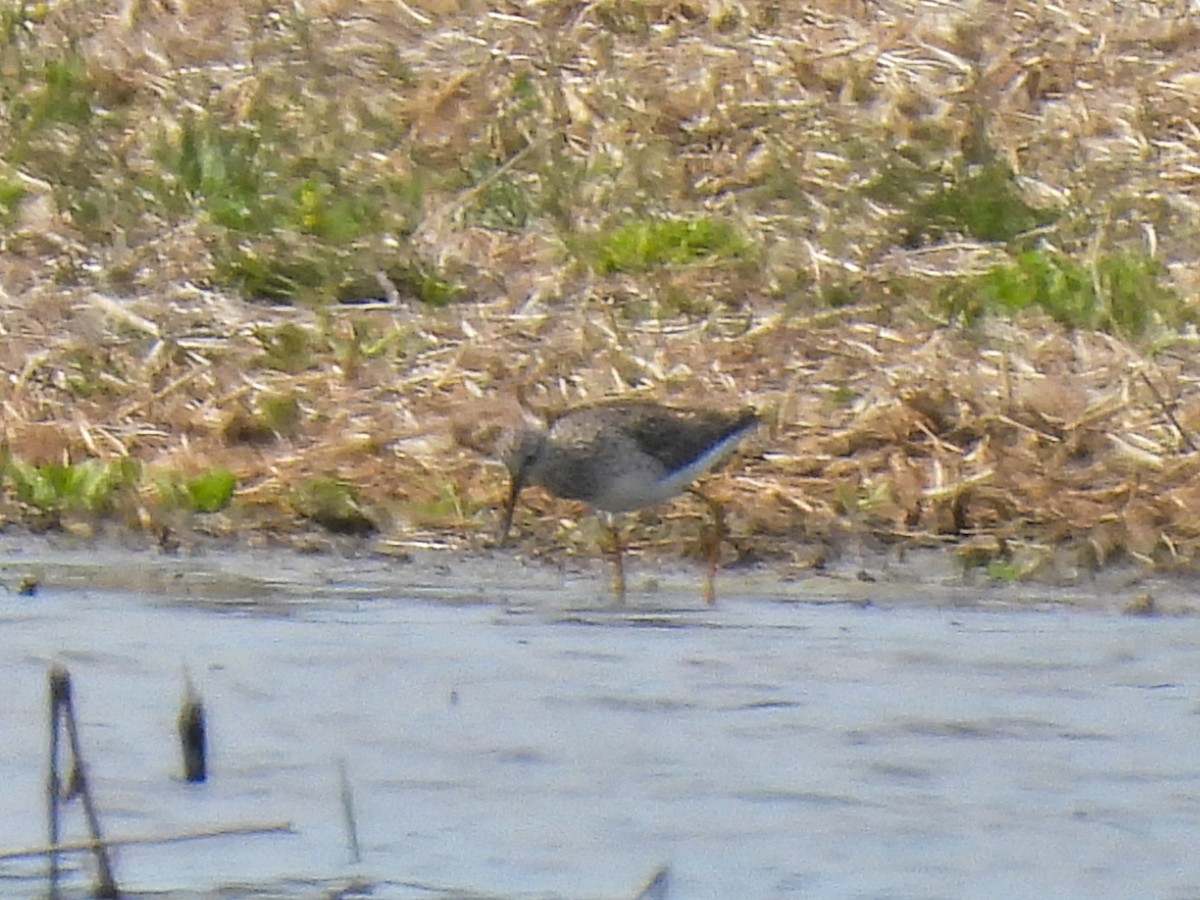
[498,399,758,603]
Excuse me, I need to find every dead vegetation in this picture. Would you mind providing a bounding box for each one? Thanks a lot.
[3,0,1200,580]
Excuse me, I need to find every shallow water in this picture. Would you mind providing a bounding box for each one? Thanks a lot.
[2,543,1200,899]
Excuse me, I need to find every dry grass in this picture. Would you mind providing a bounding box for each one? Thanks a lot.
[4,0,1200,578]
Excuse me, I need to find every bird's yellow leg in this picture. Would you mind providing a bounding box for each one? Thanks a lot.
[691,490,726,605]
[602,515,627,604]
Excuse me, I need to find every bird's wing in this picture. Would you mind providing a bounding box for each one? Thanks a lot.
[625,405,758,473]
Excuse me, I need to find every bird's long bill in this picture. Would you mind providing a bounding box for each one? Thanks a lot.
[499,470,525,545]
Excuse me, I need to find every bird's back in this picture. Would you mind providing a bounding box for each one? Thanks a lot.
[536,400,757,511]
[613,403,758,473]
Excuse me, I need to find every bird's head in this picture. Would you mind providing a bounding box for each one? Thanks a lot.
[496,410,547,545]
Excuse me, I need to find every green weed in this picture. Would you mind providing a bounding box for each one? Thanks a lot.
[258,393,304,436]
[386,262,465,306]
[252,324,322,374]
[468,170,534,230]
[588,215,753,274]
[0,173,26,225]
[462,69,586,230]
[941,249,1187,338]
[149,110,424,304]
[154,468,237,513]
[816,283,859,309]
[827,384,859,407]
[0,0,46,49]
[592,0,653,35]
[5,456,139,518]
[861,145,949,209]
[401,478,482,528]
[219,244,330,303]
[26,55,94,128]
[833,481,891,517]
[154,110,379,240]
[221,391,305,445]
[985,558,1020,581]
[3,51,97,153]
[0,38,137,240]
[291,477,375,535]
[867,157,1056,247]
[60,347,126,398]
[326,317,398,378]
[293,176,380,243]
[152,113,276,228]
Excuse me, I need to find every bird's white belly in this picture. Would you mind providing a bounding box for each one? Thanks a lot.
[587,431,745,512]
[588,469,686,512]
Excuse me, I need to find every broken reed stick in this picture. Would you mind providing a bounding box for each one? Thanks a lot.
[632,864,670,900]
[47,667,62,898]
[337,758,361,864]
[178,672,207,783]
[1139,371,1198,453]
[47,665,119,899]
[0,822,295,862]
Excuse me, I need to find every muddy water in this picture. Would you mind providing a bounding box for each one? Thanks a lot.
[2,542,1200,899]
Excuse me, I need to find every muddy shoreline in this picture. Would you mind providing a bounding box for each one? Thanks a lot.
[0,531,1189,618]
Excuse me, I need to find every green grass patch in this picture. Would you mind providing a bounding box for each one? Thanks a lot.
[2,451,239,523]
[0,1,47,48]
[0,36,140,241]
[832,481,892,517]
[325,316,396,377]
[816,283,859,308]
[941,249,1188,338]
[154,467,238,513]
[862,145,950,209]
[252,324,323,374]
[401,478,484,528]
[985,558,1020,581]
[291,477,376,535]
[0,172,26,225]
[19,41,427,305]
[152,113,384,241]
[214,228,456,306]
[257,392,304,436]
[587,215,753,274]
[386,261,466,306]
[58,346,127,398]
[468,170,534,230]
[151,114,278,229]
[460,68,589,232]
[4,51,98,151]
[26,55,95,128]
[148,111,433,304]
[826,384,859,407]
[220,242,347,304]
[5,456,140,518]
[221,391,305,445]
[866,157,1056,247]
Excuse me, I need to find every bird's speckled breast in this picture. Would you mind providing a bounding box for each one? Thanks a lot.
[528,423,663,509]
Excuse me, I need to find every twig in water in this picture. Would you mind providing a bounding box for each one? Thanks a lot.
[47,668,61,899]
[0,821,294,861]
[46,665,119,899]
[633,864,670,900]
[338,758,361,864]
[178,671,207,783]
